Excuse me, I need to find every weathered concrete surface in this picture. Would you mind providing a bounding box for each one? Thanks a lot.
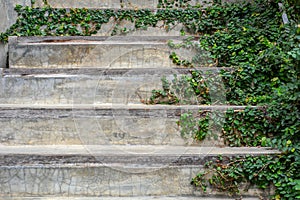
[0,164,268,198]
[0,105,251,146]
[32,0,205,9]
[8,36,211,68]
[0,145,277,197]
[0,145,279,157]
[0,68,175,104]
[0,43,8,67]
[0,0,31,68]
[0,68,224,104]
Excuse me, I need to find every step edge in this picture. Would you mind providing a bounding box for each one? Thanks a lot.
[0,104,259,110]
[1,67,234,76]
[0,145,280,156]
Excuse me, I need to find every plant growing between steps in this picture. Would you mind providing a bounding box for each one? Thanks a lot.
[144,76,179,104]
[145,69,225,105]
[179,107,272,147]
[167,37,215,67]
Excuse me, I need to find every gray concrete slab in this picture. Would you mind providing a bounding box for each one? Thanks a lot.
[0,104,252,146]
[0,145,277,197]
[0,67,227,105]
[0,145,278,157]
[8,36,211,68]
[0,163,268,198]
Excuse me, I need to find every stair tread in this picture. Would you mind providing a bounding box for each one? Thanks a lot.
[0,104,255,110]
[1,67,231,76]
[0,145,279,167]
[9,36,213,69]
[12,35,196,43]
[0,145,278,156]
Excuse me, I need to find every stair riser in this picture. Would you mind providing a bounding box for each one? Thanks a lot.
[0,108,224,146]
[0,75,162,104]
[0,69,221,105]
[0,165,268,197]
[9,37,206,69]
[0,166,196,197]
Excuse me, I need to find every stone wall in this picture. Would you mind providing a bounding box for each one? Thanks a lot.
[0,0,31,68]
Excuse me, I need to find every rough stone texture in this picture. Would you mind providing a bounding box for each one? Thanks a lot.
[0,164,197,197]
[0,68,224,104]
[0,112,188,146]
[0,0,31,68]
[0,69,172,104]
[8,36,211,68]
[0,105,250,146]
[0,145,277,197]
[0,43,8,68]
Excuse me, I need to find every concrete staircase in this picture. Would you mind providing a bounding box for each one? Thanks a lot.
[0,1,278,199]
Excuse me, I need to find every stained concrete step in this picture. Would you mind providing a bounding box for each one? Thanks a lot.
[32,0,205,9]
[8,36,211,69]
[0,145,278,198]
[0,104,252,146]
[0,68,226,105]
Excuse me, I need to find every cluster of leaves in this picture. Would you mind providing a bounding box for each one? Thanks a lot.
[150,0,298,106]
[179,107,273,148]
[150,0,293,105]
[178,111,209,141]
[198,1,299,106]
[178,110,223,141]
[145,76,179,105]
[169,52,194,67]
[167,37,215,67]
[192,153,300,199]
[147,70,213,105]
[157,0,194,8]
[222,107,272,147]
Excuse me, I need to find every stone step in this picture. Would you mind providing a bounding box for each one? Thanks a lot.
[0,145,278,198]
[0,68,227,105]
[32,0,205,9]
[0,104,252,146]
[9,36,211,69]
